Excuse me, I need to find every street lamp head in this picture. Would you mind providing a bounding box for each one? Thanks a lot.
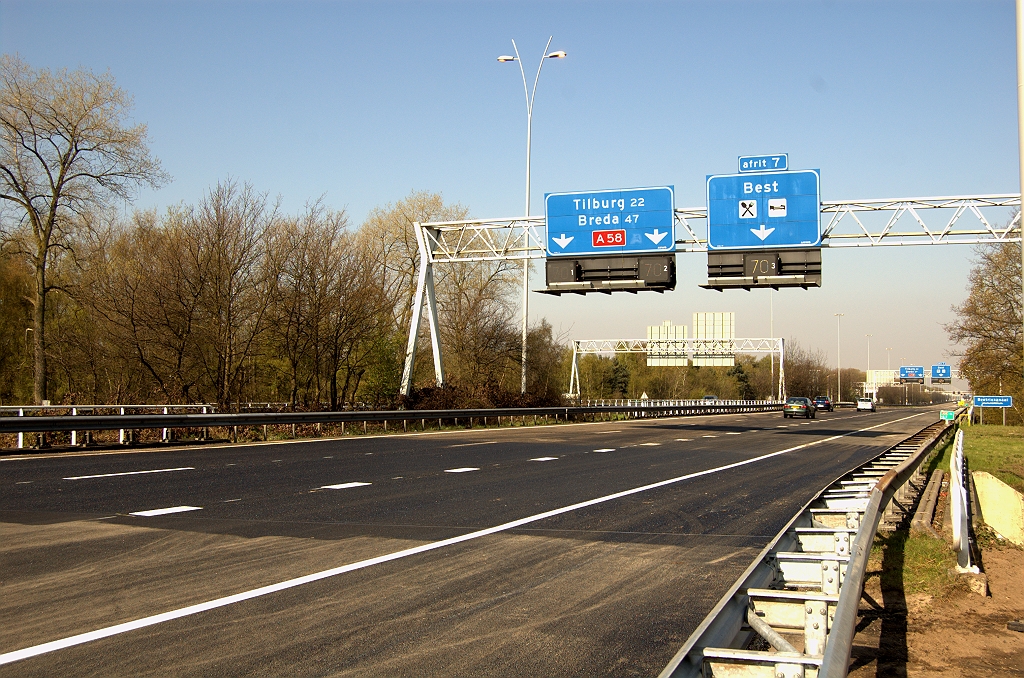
[497,55,517,62]
[546,50,567,59]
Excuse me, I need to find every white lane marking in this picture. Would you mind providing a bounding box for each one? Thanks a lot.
[64,467,195,481]
[444,467,479,473]
[320,482,371,489]
[0,412,927,667]
[226,463,236,466]
[800,422,812,425]
[593,448,616,452]
[448,441,497,448]
[223,499,241,503]
[776,425,788,428]
[676,439,693,442]
[595,430,621,434]
[702,435,718,438]
[15,481,32,484]
[529,457,558,462]
[323,456,334,459]
[129,506,203,517]
[726,432,742,436]
[640,442,661,447]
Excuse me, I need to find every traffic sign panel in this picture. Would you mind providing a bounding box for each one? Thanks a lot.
[931,363,952,378]
[899,366,925,380]
[738,153,788,173]
[545,186,674,257]
[707,169,820,250]
[973,395,1013,407]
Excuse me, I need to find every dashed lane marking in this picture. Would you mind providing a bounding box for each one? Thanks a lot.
[676,439,693,442]
[447,441,497,448]
[129,506,202,517]
[444,467,480,473]
[726,432,742,435]
[64,467,195,481]
[0,412,927,667]
[320,482,372,489]
[640,442,661,446]
[593,448,616,453]
[702,435,718,438]
[529,457,558,462]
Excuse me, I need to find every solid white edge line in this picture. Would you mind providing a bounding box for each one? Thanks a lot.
[0,411,926,667]
[64,467,195,480]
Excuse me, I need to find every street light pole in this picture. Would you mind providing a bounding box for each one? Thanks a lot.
[834,313,844,402]
[499,38,566,394]
[886,347,892,372]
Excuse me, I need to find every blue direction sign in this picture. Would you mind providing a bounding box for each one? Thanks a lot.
[931,364,951,379]
[739,153,788,173]
[545,186,674,257]
[973,395,1013,408]
[899,366,925,380]
[707,169,820,250]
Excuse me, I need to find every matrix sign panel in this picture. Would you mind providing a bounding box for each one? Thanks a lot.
[545,186,674,257]
[706,169,820,250]
[973,395,1013,408]
[931,363,952,384]
[899,366,925,384]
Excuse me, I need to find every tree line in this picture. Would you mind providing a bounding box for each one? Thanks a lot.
[2,55,889,411]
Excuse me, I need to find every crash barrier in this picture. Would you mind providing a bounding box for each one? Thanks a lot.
[0,401,781,448]
[0,404,216,449]
[660,414,958,678]
[949,429,978,572]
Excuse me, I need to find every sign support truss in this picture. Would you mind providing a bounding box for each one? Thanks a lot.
[400,193,1019,396]
[568,338,785,401]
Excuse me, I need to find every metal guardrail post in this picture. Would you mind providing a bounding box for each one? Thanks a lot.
[119,407,127,445]
[70,408,77,446]
[17,408,24,449]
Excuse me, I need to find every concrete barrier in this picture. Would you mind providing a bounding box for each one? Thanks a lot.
[972,471,1024,546]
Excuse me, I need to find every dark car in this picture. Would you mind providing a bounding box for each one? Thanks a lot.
[783,397,817,419]
[814,396,833,412]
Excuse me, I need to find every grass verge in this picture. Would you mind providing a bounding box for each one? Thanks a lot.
[870,529,963,598]
[960,424,1024,494]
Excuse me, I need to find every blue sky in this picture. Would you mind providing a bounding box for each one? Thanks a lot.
[1,0,1017,383]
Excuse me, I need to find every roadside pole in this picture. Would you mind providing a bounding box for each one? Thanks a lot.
[1017,0,1024,388]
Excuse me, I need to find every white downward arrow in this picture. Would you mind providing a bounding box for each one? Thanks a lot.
[645,229,668,245]
[552,234,574,249]
[750,225,775,241]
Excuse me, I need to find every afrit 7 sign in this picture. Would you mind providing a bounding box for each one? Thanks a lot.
[545,186,674,257]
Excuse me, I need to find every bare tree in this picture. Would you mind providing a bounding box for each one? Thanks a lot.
[0,55,166,403]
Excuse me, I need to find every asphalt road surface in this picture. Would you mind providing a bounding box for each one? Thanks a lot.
[0,406,939,677]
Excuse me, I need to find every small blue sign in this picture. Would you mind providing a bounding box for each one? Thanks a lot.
[899,366,925,379]
[931,363,951,379]
[545,186,674,257]
[973,395,1013,408]
[706,170,820,250]
[738,153,788,173]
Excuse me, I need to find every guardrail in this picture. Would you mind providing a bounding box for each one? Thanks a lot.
[0,401,781,448]
[949,429,978,572]
[660,412,957,678]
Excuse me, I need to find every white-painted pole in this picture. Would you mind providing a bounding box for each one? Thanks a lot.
[1017,0,1024,385]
